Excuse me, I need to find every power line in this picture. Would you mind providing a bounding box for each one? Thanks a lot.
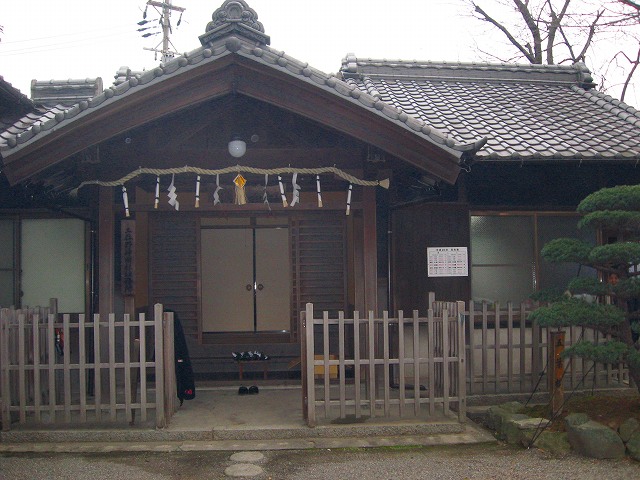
[141,1,185,63]
[0,24,136,46]
[0,30,140,57]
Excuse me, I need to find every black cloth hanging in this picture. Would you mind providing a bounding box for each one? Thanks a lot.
[166,309,196,404]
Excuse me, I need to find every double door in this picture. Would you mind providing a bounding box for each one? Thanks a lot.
[201,226,290,333]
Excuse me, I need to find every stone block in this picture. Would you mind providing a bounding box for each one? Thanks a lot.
[531,431,571,456]
[626,431,640,461]
[619,418,640,443]
[499,414,530,443]
[564,412,589,428]
[513,417,551,447]
[566,418,625,459]
[500,401,525,414]
[486,406,507,431]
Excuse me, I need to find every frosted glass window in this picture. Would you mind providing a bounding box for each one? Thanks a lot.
[0,220,14,306]
[471,216,535,303]
[538,216,596,290]
[21,219,85,312]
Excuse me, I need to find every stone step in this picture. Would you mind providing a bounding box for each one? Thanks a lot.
[0,428,496,453]
[0,420,466,444]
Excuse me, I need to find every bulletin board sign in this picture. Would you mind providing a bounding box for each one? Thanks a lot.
[427,247,468,277]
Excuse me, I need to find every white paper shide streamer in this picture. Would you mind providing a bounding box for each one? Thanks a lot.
[167,174,179,211]
[154,176,160,209]
[346,183,353,216]
[290,173,301,207]
[278,175,288,207]
[122,185,130,217]
[195,175,201,208]
[213,174,222,205]
[316,175,323,208]
[263,174,271,210]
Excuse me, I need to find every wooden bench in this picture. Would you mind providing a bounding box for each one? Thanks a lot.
[236,360,271,380]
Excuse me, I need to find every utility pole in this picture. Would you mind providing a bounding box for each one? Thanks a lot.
[142,1,185,63]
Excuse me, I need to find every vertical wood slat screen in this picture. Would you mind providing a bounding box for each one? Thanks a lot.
[302,303,467,426]
[150,216,199,338]
[0,306,176,431]
[291,214,347,340]
[465,300,631,395]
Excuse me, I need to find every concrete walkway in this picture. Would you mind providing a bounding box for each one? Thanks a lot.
[0,385,495,452]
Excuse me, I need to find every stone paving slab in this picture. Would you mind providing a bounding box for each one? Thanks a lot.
[0,424,495,453]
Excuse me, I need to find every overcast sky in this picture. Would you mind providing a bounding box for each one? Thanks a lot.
[1,0,638,107]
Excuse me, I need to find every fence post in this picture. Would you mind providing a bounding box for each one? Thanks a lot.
[163,311,176,423]
[1,309,9,431]
[442,309,450,417]
[367,311,376,418]
[305,303,316,427]
[300,309,307,422]
[466,300,475,396]
[457,301,467,422]
[154,303,165,429]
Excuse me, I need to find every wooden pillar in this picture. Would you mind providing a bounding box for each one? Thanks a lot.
[549,331,565,415]
[363,187,381,395]
[363,187,378,314]
[121,219,136,317]
[98,186,115,315]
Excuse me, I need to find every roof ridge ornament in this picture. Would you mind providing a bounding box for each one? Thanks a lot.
[199,0,270,47]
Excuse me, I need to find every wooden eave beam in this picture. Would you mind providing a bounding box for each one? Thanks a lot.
[3,56,238,184]
[4,53,462,185]
[229,56,462,183]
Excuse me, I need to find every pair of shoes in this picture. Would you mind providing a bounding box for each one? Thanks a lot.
[232,351,270,361]
[238,385,259,395]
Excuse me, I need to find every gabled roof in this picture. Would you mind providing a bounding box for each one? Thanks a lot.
[0,75,34,112]
[340,55,640,163]
[0,1,482,187]
[31,78,103,108]
[0,76,35,135]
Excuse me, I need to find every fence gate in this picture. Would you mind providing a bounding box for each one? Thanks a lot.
[0,303,177,431]
[301,302,466,427]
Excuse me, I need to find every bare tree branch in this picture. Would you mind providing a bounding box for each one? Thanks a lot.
[621,44,640,101]
[546,0,572,64]
[556,8,604,64]
[473,2,539,63]
[467,0,639,102]
[619,0,640,11]
[574,10,604,62]
[513,0,544,63]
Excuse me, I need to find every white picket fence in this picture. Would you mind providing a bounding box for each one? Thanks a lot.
[0,304,177,431]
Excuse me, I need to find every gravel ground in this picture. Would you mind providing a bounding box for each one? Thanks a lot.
[1,444,640,480]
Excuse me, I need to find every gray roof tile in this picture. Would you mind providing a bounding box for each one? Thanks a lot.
[0,40,484,161]
[339,56,640,162]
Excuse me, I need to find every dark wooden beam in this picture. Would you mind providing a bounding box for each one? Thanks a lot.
[4,54,462,185]
[92,147,364,180]
[98,186,115,314]
[4,58,238,183]
[232,58,462,183]
[362,187,378,313]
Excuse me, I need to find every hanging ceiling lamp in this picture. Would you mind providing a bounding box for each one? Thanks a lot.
[228,136,246,158]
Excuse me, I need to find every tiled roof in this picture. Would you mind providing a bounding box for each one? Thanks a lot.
[31,78,103,107]
[0,76,38,150]
[0,41,481,163]
[0,75,33,111]
[340,56,640,162]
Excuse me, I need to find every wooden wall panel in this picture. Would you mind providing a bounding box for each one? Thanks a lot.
[150,215,199,338]
[391,203,470,314]
[291,213,347,340]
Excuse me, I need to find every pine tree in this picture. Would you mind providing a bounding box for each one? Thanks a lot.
[530,184,640,390]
